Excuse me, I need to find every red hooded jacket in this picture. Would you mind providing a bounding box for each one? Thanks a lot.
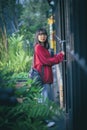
[33,43,64,84]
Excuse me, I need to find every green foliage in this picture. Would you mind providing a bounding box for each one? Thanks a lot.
[19,0,50,43]
[0,0,23,59]
[8,34,24,56]
[0,71,61,130]
[0,85,64,130]
[0,34,33,73]
[0,65,65,130]
[0,67,17,89]
[0,0,50,73]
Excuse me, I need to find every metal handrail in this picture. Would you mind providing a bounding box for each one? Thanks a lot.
[55,35,87,74]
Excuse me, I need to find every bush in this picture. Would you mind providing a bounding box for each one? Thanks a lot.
[0,71,60,130]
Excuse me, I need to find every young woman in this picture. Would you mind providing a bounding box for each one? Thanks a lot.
[33,28,64,100]
[33,28,65,127]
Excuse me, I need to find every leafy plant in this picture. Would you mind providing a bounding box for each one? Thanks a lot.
[0,34,33,73]
[0,77,59,130]
[0,67,65,130]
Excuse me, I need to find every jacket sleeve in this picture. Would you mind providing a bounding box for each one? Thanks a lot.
[35,45,64,66]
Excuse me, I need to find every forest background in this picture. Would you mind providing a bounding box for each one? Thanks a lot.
[0,0,50,73]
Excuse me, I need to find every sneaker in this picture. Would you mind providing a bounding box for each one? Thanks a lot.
[46,121,55,127]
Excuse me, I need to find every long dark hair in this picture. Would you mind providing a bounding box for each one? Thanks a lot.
[34,28,49,49]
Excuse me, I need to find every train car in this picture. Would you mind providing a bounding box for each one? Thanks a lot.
[47,0,87,130]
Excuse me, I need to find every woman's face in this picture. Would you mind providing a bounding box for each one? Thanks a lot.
[38,32,47,43]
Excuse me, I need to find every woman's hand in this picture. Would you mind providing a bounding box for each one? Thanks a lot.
[56,51,65,63]
[60,51,65,55]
